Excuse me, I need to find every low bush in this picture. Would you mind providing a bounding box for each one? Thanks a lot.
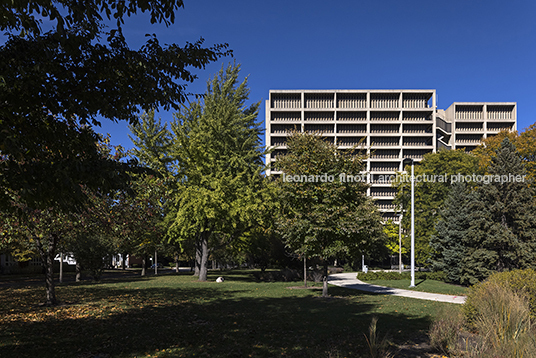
[422,271,447,282]
[357,271,409,281]
[357,271,446,282]
[463,281,536,357]
[328,266,343,274]
[464,268,536,323]
[252,268,302,282]
[252,268,328,282]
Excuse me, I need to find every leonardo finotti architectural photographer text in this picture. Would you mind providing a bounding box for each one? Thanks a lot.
[282,173,526,184]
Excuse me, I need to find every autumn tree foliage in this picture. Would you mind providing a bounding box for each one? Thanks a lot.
[473,124,536,184]
[1,206,74,304]
[0,139,128,304]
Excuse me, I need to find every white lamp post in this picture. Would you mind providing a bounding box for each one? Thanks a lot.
[403,158,415,288]
[397,212,403,274]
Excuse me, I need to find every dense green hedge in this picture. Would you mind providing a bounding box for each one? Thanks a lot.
[356,270,447,282]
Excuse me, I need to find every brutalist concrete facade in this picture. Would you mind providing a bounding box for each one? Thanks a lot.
[265,89,517,221]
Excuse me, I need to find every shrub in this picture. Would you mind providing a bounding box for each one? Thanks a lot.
[328,266,344,274]
[307,270,323,283]
[423,271,447,282]
[464,281,536,357]
[357,270,447,282]
[464,269,536,323]
[343,263,353,272]
[252,268,307,282]
[357,271,409,281]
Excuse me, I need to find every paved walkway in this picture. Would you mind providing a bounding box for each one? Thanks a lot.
[328,272,466,304]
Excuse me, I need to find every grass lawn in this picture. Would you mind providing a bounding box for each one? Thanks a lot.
[361,278,468,296]
[0,270,454,357]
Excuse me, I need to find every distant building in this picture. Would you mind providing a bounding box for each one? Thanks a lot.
[265,89,516,221]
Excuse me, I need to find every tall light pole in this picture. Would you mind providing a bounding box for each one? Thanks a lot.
[403,158,415,288]
[398,213,403,273]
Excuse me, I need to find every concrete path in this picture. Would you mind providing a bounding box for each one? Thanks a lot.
[328,272,466,304]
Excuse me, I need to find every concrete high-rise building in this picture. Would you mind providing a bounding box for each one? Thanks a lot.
[265,89,516,221]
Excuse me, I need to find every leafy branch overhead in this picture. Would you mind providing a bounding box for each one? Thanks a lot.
[1,0,184,36]
[0,0,230,212]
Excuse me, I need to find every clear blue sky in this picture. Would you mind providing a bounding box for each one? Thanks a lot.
[75,1,536,149]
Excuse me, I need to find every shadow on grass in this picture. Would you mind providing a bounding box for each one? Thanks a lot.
[1,279,439,358]
[415,278,426,286]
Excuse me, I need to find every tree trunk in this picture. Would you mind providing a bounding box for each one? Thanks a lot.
[303,256,308,288]
[141,255,147,276]
[322,262,329,298]
[75,261,82,282]
[154,250,158,275]
[122,252,127,270]
[194,234,201,276]
[174,252,180,274]
[197,231,210,281]
[35,235,58,305]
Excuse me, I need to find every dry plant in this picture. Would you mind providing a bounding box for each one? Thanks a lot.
[467,282,536,358]
[364,316,393,358]
[429,304,465,356]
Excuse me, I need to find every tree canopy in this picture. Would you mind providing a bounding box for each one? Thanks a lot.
[129,63,271,281]
[275,132,385,296]
[432,138,536,285]
[393,149,480,266]
[0,0,229,212]
[473,124,536,184]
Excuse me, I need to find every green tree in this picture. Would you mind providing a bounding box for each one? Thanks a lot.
[129,111,175,176]
[128,112,180,272]
[1,1,227,305]
[459,138,536,285]
[1,206,74,304]
[0,139,126,304]
[0,1,228,211]
[276,132,385,297]
[393,150,480,266]
[430,182,472,283]
[166,63,270,281]
[112,174,169,276]
[61,186,117,281]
